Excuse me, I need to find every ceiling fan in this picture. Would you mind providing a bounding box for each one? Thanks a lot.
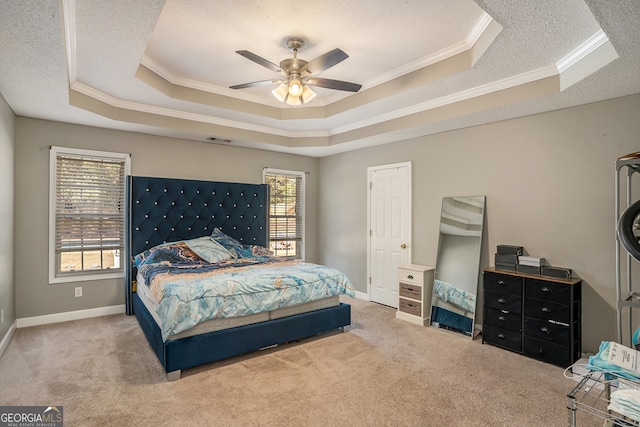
[230,38,362,106]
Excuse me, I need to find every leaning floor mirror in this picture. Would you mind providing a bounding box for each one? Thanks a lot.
[430,196,485,338]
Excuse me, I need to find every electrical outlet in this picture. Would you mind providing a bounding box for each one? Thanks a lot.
[75,287,82,297]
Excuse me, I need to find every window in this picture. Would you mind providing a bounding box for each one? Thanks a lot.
[263,169,305,259]
[49,147,130,283]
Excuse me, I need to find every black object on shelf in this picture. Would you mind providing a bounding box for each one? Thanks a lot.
[497,245,523,255]
[541,266,572,280]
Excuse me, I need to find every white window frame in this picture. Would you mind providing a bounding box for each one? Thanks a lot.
[49,146,131,284]
[263,168,306,260]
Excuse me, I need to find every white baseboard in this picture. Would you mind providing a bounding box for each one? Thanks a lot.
[354,290,369,300]
[0,321,17,358]
[16,305,126,328]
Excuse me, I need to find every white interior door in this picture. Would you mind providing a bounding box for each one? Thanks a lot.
[368,162,411,308]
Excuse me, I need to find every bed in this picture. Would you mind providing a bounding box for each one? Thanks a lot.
[125,176,353,380]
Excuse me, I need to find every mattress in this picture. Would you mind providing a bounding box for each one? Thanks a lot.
[433,296,468,316]
[136,272,340,341]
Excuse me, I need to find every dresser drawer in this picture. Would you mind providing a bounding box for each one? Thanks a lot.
[525,278,573,304]
[524,298,571,324]
[484,307,522,332]
[483,324,522,352]
[398,268,424,286]
[399,283,422,300]
[482,268,581,368]
[483,272,522,296]
[524,337,574,367]
[399,298,421,316]
[484,290,522,314]
[524,316,575,344]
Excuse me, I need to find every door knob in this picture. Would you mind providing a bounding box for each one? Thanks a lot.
[401,244,407,249]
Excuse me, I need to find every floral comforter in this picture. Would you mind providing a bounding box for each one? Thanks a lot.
[433,279,476,313]
[134,235,355,341]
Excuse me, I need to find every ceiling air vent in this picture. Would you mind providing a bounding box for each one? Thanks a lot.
[206,137,231,144]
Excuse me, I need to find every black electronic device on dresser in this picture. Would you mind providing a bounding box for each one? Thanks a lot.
[482,267,582,368]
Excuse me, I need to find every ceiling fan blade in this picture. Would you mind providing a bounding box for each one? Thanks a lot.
[235,50,282,73]
[229,80,280,90]
[302,48,349,74]
[307,78,362,92]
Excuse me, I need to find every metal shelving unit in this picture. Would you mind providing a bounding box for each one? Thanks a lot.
[616,152,640,345]
[567,370,640,426]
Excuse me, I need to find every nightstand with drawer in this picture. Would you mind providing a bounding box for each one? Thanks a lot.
[396,264,435,326]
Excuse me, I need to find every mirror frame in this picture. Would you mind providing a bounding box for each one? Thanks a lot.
[430,196,486,338]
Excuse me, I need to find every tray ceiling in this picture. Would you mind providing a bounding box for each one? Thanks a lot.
[1,0,638,156]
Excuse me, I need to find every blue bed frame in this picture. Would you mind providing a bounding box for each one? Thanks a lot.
[125,176,351,380]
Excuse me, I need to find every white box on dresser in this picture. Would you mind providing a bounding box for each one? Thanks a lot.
[396,264,435,326]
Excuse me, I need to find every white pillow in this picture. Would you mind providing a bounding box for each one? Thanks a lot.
[184,236,233,263]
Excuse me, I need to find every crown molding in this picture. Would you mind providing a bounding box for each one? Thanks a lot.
[60,0,617,151]
[334,29,613,135]
[70,81,329,138]
[140,55,283,107]
[556,29,612,73]
[60,0,77,84]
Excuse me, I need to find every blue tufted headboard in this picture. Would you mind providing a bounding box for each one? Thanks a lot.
[125,175,269,314]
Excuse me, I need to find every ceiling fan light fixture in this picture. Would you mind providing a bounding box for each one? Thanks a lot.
[288,79,303,97]
[300,85,316,103]
[233,38,361,107]
[285,95,302,106]
[272,84,289,102]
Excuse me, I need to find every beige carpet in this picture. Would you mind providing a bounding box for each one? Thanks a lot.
[0,297,593,426]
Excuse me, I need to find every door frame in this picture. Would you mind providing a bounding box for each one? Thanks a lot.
[366,161,412,301]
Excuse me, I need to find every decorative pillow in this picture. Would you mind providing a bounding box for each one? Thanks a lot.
[238,244,274,259]
[210,228,244,258]
[184,236,233,263]
[133,242,204,268]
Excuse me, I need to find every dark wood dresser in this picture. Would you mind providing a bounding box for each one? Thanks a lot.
[482,267,582,368]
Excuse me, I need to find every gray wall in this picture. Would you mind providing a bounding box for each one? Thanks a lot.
[11,94,640,354]
[318,93,640,354]
[14,118,319,319]
[0,94,14,338]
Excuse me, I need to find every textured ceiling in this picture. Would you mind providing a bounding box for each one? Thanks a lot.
[0,0,638,157]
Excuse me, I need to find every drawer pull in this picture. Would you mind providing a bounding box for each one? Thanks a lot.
[541,286,552,293]
[498,316,506,321]
[498,298,506,304]
[407,275,414,280]
[501,309,510,314]
[498,333,506,339]
[540,327,550,334]
[498,280,505,285]
[541,307,552,313]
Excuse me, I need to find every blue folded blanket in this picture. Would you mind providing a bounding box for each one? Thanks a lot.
[633,326,640,348]
[587,341,640,380]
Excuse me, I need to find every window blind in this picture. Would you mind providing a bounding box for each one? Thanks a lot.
[54,154,126,254]
[264,171,303,258]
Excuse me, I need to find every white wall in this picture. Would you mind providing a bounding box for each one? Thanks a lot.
[0,94,14,341]
[318,93,640,353]
[14,119,319,320]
